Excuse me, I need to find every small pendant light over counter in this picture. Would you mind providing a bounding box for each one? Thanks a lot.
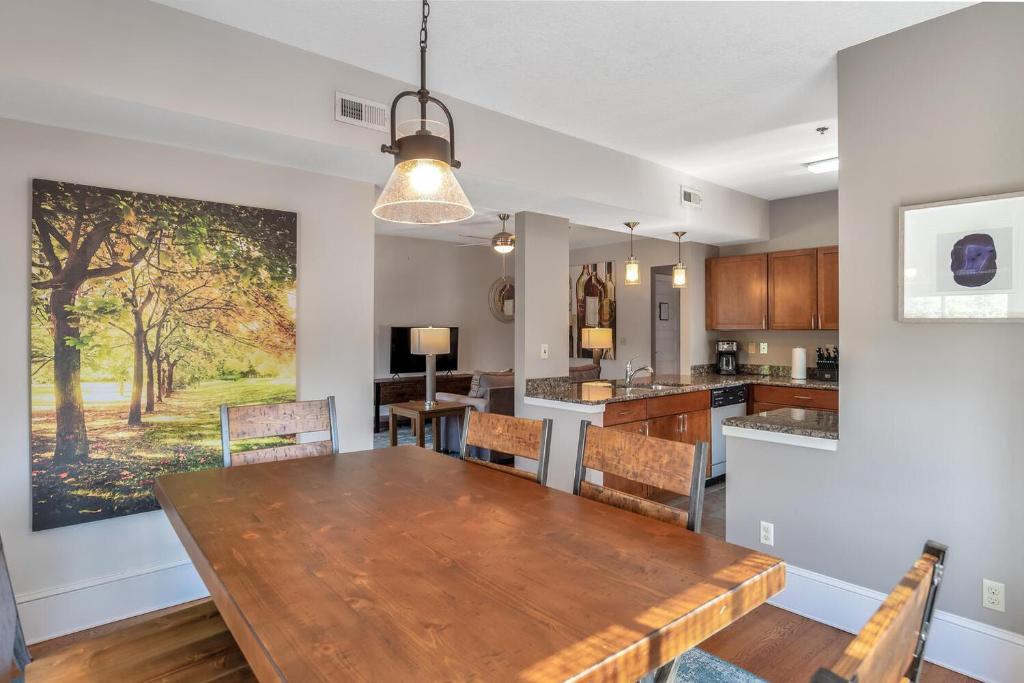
[624,221,641,286]
[672,231,688,288]
[491,213,515,254]
[372,0,474,225]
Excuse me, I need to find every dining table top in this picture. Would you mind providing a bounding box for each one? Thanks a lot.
[155,445,785,683]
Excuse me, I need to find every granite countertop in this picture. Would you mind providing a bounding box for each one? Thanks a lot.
[524,373,838,406]
[722,407,839,440]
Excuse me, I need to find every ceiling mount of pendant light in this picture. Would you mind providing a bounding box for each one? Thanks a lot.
[672,231,688,288]
[491,213,515,254]
[624,221,641,286]
[372,0,474,225]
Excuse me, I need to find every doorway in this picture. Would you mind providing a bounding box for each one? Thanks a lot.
[650,265,680,376]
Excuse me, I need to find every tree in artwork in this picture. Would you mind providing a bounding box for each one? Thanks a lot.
[30,179,297,531]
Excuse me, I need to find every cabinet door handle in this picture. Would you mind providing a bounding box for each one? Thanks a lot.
[793,395,813,400]
[642,422,649,436]
[678,413,687,433]
[762,315,767,330]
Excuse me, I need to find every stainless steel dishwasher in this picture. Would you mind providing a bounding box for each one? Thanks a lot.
[710,384,747,478]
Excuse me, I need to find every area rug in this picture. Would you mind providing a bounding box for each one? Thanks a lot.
[675,648,765,683]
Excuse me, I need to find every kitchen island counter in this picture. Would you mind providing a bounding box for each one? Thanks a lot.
[722,407,838,451]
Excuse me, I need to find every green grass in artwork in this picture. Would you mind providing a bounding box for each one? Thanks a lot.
[31,378,295,530]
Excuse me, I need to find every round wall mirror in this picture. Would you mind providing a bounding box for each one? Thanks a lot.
[488,277,515,323]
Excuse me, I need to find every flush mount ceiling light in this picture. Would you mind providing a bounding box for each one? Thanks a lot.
[672,231,687,288]
[491,213,515,254]
[372,0,473,225]
[805,157,839,174]
[624,221,640,286]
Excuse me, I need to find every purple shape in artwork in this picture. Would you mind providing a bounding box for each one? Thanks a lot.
[950,233,997,287]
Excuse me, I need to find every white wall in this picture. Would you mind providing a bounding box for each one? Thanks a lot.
[570,239,713,378]
[718,190,840,366]
[373,235,514,377]
[729,3,1024,639]
[0,118,375,642]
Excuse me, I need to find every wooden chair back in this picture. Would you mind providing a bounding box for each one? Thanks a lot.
[220,396,339,467]
[573,421,708,532]
[812,541,948,683]
[459,408,553,485]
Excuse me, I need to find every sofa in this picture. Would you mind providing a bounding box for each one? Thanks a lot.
[436,370,515,460]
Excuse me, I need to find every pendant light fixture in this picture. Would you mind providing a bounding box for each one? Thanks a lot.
[372,0,474,225]
[624,221,641,286]
[491,213,515,254]
[672,231,687,288]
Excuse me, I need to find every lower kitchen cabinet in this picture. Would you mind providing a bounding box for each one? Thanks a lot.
[748,385,838,413]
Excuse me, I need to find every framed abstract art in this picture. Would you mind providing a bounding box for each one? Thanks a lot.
[899,190,1024,322]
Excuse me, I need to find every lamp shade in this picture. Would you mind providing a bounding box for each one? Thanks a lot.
[372,159,474,225]
[410,327,451,355]
[672,263,687,288]
[581,327,613,350]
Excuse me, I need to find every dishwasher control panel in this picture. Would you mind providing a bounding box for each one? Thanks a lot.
[711,384,747,407]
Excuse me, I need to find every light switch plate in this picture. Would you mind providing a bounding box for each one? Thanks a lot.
[747,342,757,355]
[540,343,549,360]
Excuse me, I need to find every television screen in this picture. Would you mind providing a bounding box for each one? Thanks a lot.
[389,327,459,374]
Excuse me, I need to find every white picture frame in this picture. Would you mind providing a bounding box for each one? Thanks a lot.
[899,189,1024,323]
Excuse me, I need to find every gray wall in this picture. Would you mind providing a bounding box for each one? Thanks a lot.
[719,190,840,366]
[373,235,513,377]
[514,212,570,411]
[729,4,1024,633]
[0,118,376,640]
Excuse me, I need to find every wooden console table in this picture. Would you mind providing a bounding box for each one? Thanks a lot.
[374,373,473,432]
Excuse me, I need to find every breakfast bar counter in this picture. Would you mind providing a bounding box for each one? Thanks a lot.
[722,407,838,451]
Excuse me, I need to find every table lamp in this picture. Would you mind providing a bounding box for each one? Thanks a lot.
[581,327,613,362]
[410,326,451,408]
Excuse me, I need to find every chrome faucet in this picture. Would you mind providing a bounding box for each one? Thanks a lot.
[624,356,654,386]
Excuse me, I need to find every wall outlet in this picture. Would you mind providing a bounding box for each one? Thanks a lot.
[983,579,1005,612]
[759,342,769,354]
[540,343,549,360]
[759,521,774,546]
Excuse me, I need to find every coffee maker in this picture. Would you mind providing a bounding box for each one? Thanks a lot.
[716,340,738,375]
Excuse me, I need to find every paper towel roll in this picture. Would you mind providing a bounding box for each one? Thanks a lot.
[791,347,807,380]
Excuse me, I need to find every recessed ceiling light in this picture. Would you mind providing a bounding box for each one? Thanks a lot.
[804,157,839,174]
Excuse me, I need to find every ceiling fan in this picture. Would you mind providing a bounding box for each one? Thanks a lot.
[457,213,515,253]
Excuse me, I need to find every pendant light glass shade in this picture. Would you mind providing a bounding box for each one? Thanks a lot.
[623,221,641,286]
[672,230,687,288]
[490,213,515,253]
[672,263,687,288]
[373,159,474,224]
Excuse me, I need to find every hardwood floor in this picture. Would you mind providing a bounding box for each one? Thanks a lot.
[28,599,254,682]
[703,604,976,683]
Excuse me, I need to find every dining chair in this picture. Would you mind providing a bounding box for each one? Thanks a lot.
[459,408,553,485]
[220,396,339,467]
[2,534,30,683]
[573,420,709,533]
[811,541,948,683]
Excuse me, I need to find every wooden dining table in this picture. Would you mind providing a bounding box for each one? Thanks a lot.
[155,445,785,682]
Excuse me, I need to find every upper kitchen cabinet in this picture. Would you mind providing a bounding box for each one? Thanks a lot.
[707,246,839,330]
[705,253,768,330]
[768,248,818,330]
[816,246,839,330]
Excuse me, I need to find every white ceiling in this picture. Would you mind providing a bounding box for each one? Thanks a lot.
[377,208,630,251]
[155,0,966,200]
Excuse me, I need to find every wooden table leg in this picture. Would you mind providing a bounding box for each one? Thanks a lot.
[389,410,398,447]
[432,417,442,452]
[416,416,426,448]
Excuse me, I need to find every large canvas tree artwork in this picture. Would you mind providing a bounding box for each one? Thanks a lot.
[31,179,297,531]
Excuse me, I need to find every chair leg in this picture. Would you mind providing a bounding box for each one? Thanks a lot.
[651,657,679,683]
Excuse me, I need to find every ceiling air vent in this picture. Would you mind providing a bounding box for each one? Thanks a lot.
[681,186,703,209]
[334,92,388,132]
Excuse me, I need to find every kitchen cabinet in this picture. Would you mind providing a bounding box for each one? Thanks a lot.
[705,254,768,330]
[769,249,818,330]
[817,246,839,330]
[706,246,839,330]
[749,385,837,412]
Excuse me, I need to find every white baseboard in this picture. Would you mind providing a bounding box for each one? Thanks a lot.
[772,564,1024,683]
[17,559,209,644]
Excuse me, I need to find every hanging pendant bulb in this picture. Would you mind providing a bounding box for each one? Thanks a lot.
[624,221,641,286]
[672,231,688,288]
[491,213,515,254]
[372,0,473,225]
